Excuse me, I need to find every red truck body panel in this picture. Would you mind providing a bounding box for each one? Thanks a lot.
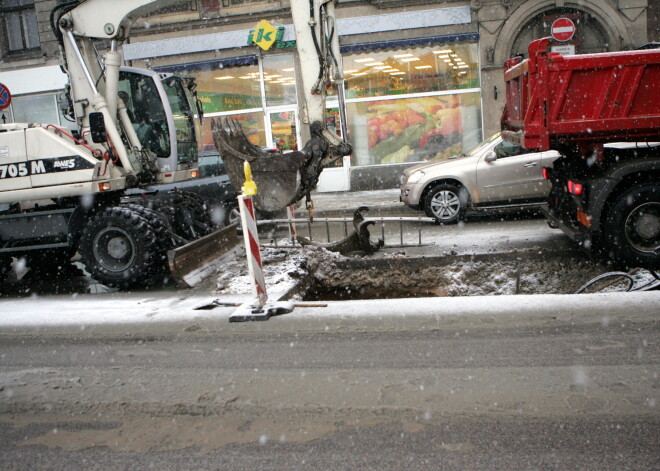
[503,38,660,152]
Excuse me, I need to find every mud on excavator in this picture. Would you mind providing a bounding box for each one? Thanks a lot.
[0,0,350,289]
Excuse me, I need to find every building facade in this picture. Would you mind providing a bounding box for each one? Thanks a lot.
[0,0,655,191]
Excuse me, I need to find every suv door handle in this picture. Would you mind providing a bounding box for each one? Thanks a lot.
[524,162,538,167]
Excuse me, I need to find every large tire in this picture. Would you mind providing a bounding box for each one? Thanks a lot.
[123,203,175,250]
[79,206,162,288]
[423,183,468,225]
[604,183,660,269]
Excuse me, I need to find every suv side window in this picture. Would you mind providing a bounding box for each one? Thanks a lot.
[494,140,527,158]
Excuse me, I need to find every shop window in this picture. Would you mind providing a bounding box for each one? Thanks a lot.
[194,63,263,114]
[347,92,482,166]
[198,110,266,152]
[343,43,479,98]
[263,54,297,107]
[1,0,40,54]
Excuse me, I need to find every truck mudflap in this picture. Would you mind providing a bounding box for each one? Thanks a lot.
[167,223,239,288]
[540,203,589,246]
[211,117,351,213]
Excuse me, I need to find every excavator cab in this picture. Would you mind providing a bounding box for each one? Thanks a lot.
[118,67,201,180]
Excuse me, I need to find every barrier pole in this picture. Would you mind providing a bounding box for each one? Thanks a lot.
[229,162,294,322]
[239,194,268,307]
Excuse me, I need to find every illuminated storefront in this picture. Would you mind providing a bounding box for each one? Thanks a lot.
[153,30,481,190]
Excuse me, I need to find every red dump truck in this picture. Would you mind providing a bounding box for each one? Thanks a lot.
[502,37,660,269]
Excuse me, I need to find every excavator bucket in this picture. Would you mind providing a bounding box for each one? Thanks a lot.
[211,117,351,212]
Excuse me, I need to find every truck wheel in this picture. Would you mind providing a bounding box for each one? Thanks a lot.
[605,184,660,269]
[423,183,467,225]
[79,207,161,288]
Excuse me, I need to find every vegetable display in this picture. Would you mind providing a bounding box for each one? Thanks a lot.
[365,97,464,164]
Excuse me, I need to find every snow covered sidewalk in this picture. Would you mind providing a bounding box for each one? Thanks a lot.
[1,288,658,338]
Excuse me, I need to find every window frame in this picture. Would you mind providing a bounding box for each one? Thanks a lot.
[0,0,41,57]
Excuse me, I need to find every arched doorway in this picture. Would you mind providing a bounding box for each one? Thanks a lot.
[510,7,610,58]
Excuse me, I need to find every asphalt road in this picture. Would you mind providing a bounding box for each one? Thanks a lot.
[1,313,658,470]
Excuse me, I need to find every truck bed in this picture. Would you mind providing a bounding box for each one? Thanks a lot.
[502,38,660,151]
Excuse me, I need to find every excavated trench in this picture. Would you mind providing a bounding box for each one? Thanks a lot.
[284,248,621,301]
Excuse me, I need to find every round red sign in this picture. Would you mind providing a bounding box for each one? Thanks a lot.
[0,83,11,110]
[551,18,576,42]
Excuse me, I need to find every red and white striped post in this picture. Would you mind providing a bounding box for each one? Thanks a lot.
[230,161,294,322]
[238,193,268,307]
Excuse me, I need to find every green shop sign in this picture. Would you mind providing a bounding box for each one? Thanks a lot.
[198,92,261,113]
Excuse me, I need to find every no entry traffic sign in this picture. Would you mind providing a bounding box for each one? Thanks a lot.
[551,18,576,42]
[0,83,11,110]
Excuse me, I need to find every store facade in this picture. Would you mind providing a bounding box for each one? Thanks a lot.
[123,5,479,191]
[1,0,653,192]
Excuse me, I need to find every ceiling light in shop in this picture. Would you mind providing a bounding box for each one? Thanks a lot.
[351,72,368,76]
[437,55,450,59]
[369,62,385,66]
[372,66,393,70]
[458,65,469,69]
[239,76,252,79]
[354,58,376,63]
[344,69,357,74]
[401,57,421,62]
[214,76,235,80]
[443,59,451,63]
[282,68,294,72]
[389,71,406,75]
[393,53,414,58]
[433,49,453,54]
[415,65,432,69]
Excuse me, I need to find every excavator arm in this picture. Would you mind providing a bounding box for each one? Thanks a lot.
[212,0,352,212]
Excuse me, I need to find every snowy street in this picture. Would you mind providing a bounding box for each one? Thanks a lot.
[2,195,659,469]
[1,294,658,469]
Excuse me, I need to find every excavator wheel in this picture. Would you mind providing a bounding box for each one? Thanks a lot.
[79,206,164,289]
[122,203,175,250]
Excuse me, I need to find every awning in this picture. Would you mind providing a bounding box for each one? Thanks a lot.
[155,55,258,73]
[340,32,479,55]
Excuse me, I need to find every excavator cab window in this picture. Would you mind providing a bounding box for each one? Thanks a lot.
[161,75,198,165]
[118,70,171,158]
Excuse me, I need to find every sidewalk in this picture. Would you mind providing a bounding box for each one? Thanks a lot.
[294,189,418,218]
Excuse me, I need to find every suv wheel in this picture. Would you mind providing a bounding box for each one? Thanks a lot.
[423,183,467,224]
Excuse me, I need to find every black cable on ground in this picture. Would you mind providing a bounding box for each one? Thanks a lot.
[575,269,660,294]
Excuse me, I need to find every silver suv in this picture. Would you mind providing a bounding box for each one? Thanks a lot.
[400,133,560,224]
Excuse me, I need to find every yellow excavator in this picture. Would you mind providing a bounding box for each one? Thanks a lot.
[0,0,350,289]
